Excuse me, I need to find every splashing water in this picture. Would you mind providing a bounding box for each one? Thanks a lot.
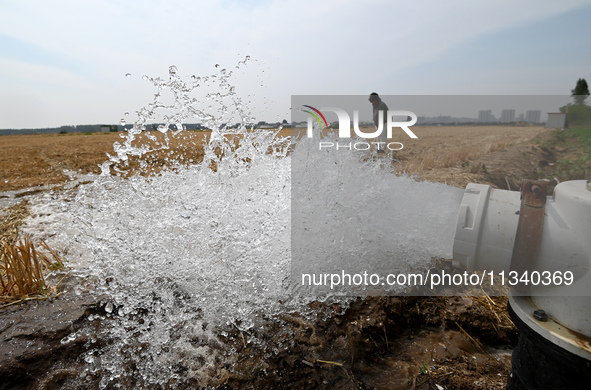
[101,59,260,177]
[49,59,304,386]
[27,60,317,387]
[21,61,465,387]
[291,131,464,295]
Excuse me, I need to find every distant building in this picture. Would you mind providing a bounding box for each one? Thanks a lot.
[546,113,567,129]
[525,110,541,124]
[501,109,516,123]
[435,115,452,124]
[478,110,495,123]
[100,125,118,132]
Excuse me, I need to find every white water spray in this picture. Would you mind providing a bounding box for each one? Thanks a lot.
[20,62,465,387]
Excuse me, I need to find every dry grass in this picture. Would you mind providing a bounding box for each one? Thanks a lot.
[0,132,119,191]
[1,236,65,304]
[0,126,545,192]
[0,131,208,191]
[391,125,547,175]
[0,125,549,198]
[0,128,292,191]
[1,201,65,305]
[293,125,549,188]
[0,200,31,248]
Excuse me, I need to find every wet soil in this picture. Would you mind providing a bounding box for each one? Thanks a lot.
[0,266,517,390]
[219,293,516,390]
[0,276,104,390]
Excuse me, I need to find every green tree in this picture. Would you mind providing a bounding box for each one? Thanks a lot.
[571,78,590,105]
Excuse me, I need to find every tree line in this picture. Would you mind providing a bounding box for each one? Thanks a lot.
[0,123,210,136]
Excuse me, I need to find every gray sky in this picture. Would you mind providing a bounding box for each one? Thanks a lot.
[1,0,590,129]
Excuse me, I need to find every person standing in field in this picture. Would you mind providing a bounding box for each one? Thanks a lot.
[369,92,388,153]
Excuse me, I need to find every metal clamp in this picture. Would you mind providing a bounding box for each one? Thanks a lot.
[509,179,548,294]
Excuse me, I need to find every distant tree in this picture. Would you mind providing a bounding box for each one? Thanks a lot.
[571,78,590,105]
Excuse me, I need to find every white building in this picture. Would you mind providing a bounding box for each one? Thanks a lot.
[501,109,516,123]
[546,113,567,129]
[478,110,494,122]
[525,110,541,124]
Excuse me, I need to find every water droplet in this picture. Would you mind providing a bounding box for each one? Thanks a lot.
[169,65,178,76]
[125,73,131,78]
[60,333,77,345]
[215,64,220,68]
[124,112,129,116]
[105,302,114,313]
[142,75,149,81]
[120,119,126,126]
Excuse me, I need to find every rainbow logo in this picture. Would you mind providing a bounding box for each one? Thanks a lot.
[301,105,329,129]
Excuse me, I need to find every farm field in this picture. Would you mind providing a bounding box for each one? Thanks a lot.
[1,125,550,193]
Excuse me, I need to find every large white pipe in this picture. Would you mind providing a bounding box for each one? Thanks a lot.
[453,180,591,360]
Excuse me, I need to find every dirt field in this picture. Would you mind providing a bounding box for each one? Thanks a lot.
[0,125,584,389]
[0,125,550,193]
[0,130,213,192]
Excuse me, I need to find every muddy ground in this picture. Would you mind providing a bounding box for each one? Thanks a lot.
[1,127,588,389]
[0,276,516,390]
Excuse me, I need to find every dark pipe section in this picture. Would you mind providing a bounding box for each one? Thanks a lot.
[507,303,591,390]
